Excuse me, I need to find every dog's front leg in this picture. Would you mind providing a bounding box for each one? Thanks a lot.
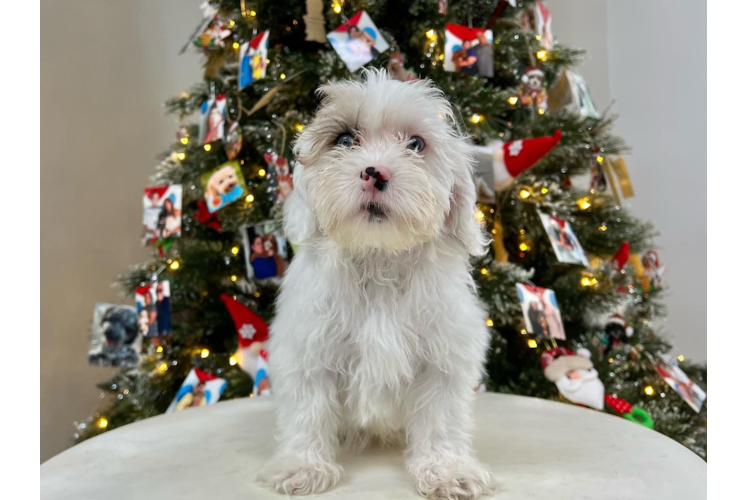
[405,361,494,499]
[257,367,343,495]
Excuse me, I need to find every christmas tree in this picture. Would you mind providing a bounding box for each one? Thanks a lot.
[76,0,706,459]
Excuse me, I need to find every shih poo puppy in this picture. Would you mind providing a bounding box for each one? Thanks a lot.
[258,69,493,499]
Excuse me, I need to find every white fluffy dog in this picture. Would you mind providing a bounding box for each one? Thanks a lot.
[258,69,494,499]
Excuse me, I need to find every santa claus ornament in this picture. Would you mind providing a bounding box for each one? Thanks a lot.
[541,346,604,410]
[518,67,548,109]
[641,250,665,292]
[220,294,271,396]
[472,130,562,197]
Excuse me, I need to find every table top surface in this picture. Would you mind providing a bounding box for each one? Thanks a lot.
[41,392,705,500]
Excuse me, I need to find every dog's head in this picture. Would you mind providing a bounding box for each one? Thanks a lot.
[101,306,139,347]
[286,69,487,255]
[208,166,239,196]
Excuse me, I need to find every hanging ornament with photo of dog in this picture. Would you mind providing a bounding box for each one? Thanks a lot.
[518,66,548,110]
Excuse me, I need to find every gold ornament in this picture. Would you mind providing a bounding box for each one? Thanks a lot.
[600,156,635,204]
[492,219,509,263]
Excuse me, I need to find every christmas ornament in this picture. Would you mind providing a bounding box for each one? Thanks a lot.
[176,125,190,144]
[641,250,665,292]
[179,1,219,54]
[604,312,634,352]
[523,0,553,49]
[653,356,706,413]
[492,219,509,263]
[600,156,634,205]
[303,0,327,43]
[588,156,607,192]
[224,120,243,160]
[541,347,604,410]
[239,30,270,90]
[516,283,565,340]
[538,211,589,267]
[200,161,248,213]
[142,185,183,245]
[241,222,291,281]
[548,69,600,118]
[444,24,494,77]
[518,67,548,109]
[166,368,228,413]
[135,281,172,338]
[88,303,141,368]
[611,241,630,272]
[604,395,654,429]
[472,130,562,194]
[264,152,294,202]
[153,237,173,257]
[220,294,271,396]
[327,11,389,72]
[386,51,418,82]
[194,15,231,50]
[198,94,226,144]
[195,200,223,232]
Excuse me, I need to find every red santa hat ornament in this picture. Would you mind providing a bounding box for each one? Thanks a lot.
[611,241,630,272]
[475,130,562,192]
[220,294,272,394]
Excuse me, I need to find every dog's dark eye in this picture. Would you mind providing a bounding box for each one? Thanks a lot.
[336,133,355,148]
[406,136,426,153]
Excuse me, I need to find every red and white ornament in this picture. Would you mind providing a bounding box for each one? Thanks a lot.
[518,67,548,109]
[541,346,604,410]
[611,241,630,272]
[220,294,271,396]
[473,130,562,192]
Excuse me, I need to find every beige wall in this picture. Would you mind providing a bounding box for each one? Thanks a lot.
[41,0,202,462]
[552,0,707,362]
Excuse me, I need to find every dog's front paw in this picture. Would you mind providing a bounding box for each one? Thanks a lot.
[257,456,343,495]
[410,458,494,500]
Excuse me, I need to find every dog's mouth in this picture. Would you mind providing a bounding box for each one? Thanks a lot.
[363,202,388,222]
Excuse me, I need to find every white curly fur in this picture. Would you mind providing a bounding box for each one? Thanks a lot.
[257,70,494,499]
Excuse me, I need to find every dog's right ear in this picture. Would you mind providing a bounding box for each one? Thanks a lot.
[283,164,317,245]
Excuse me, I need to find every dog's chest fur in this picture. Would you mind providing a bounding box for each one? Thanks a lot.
[309,246,458,434]
[275,239,472,439]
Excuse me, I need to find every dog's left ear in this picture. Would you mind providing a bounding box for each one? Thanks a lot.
[282,164,317,245]
[446,148,489,257]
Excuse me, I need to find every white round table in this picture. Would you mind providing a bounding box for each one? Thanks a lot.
[41,393,705,499]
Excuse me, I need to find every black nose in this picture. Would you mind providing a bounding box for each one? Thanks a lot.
[361,167,389,191]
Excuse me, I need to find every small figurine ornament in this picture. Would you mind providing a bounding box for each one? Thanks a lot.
[518,67,548,109]
[541,347,604,410]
